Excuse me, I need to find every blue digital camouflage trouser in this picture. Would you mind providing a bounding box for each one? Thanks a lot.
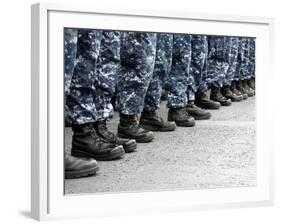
[187,35,208,102]
[241,37,252,80]
[143,33,173,112]
[166,34,192,109]
[235,37,252,81]
[64,28,78,125]
[115,32,157,115]
[64,28,78,94]
[249,38,256,79]
[207,36,230,88]
[223,37,239,86]
[232,37,243,82]
[66,29,121,124]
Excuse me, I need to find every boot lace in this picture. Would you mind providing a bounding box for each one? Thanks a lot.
[217,90,226,100]
[84,123,107,144]
[150,112,164,123]
[96,121,117,142]
[123,115,139,128]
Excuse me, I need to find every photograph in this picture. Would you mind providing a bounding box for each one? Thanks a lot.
[63,29,256,194]
[30,1,276,220]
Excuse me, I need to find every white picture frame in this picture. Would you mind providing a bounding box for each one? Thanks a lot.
[31,2,275,221]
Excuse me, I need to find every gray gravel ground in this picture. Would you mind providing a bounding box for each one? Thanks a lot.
[65,96,256,194]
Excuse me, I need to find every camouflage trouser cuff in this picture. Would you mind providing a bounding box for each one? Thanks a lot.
[197,83,209,94]
[209,79,223,88]
[68,117,97,125]
[245,75,253,80]
[223,74,235,87]
[167,95,188,109]
[167,103,187,109]
[95,111,114,122]
[223,80,232,87]
[116,105,144,116]
[233,73,241,81]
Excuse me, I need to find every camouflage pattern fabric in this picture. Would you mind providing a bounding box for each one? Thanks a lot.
[232,37,243,81]
[94,31,121,120]
[64,28,78,94]
[207,36,229,88]
[235,37,252,81]
[223,37,239,86]
[66,30,121,124]
[144,33,173,111]
[188,35,208,101]
[64,28,78,125]
[166,34,192,108]
[115,32,157,115]
[249,38,256,79]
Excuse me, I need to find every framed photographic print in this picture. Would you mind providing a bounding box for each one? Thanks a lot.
[31,2,275,221]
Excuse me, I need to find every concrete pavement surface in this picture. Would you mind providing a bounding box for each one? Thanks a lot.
[65,96,256,194]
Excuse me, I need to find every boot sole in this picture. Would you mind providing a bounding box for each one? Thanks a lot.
[195,103,220,110]
[211,101,231,106]
[117,132,154,143]
[65,166,99,179]
[209,97,232,107]
[123,142,137,153]
[225,96,243,102]
[139,124,176,132]
[247,93,255,97]
[174,120,195,127]
[188,113,211,120]
[71,145,125,161]
[232,99,243,102]
[220,102,232,106]
[231,98,243,102]
[236,91,248,100]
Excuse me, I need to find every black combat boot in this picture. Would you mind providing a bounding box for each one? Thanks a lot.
[247,78,255,90]
[210,86,232,106]
[186,101,211,120]
[221,85,243,102]
[140,110,176,132]
[195,91,221,109]
[230,81,247,100]
[117,114,154,143]
[71,123,125,161]
[65,153,99,179]
[242,80,255,97]
[235,80,248,100]
[94,120,137,153]
[168,107,195,127]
